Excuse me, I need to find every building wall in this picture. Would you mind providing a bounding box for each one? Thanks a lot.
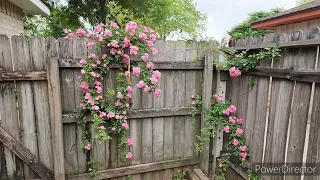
[274,18,320,34]
[0,0,23,37]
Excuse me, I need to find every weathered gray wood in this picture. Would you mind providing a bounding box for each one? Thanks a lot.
[199,48,214,174]
[0,34,24,179]
[193,169,210,180]
[58,59,203,70]
[68,158,199,180]
[130,70,142,180]
[152,43,165,180]
[11,35,38,179]
[72,37,87,174]
[62,107,196,124]
[0,127,54,179]
[0,71,47,81]
[47,55,65,180]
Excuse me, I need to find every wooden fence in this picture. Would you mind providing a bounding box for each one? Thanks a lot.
[226,26,320,180]
[0,35,218,179]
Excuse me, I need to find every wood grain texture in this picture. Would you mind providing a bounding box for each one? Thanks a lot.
[0,127,54,179]
[68,158,199,180]
[0,71,47,81]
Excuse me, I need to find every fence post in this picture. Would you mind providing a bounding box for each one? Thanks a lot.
[47,57,65,180]
[199,46,214,174]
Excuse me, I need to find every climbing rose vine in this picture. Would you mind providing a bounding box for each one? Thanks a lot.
[64,21,161,176]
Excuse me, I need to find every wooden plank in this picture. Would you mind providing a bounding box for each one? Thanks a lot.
[72,37,87,173]
[199,47,214,174]
[0,71,47,81]
[130,69,142,180]
[11,35,38,179]
[47,52,65,180]
[227,38,320,51]
[0,34,24,179]
[0,127,54,179]
[193,169,209,180]
[152,42,165,180]
[62,107,196,124]
[58,38,78,175]
[163,41,176,180]
[68,158,199,180]
[58,59,204,70]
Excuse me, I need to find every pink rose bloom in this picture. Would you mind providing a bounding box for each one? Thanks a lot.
[132,67,141,77]
[95,95,102,101]
[152,47,158,55]
[93,25,101,33]
[144,26,154,33]
[91,63,97,68]
[111,127,116,131]
[116,115,121,120]
[117,92,124,99]
[239,146,247,151]
[99,112,106,118]
[88,99,94,106]
[102,54,107,59]
[129,31,135,37]
[127,86,133,92]
[127,138,133,146]
[214,94,223,102]
[130,46,139,55]
[99,126,105,130]
[126,152,132,159]
[80,81,89,93]
[153,89,161,98]
[96,34,103,42]
[80,59,87,65]
[63,28,70,34]
[233,139,239,146]
[76,28,86,36]
[236,128,243,136]
[122,122,129,130]
[229,105,237,113]
[152,70,161,79]
[126,103,130,109]
[146,40,154,47]
[80,103,86,109]
[89,53,96,58]
[96,86,102,94]
[87,32,94,38]
[84,144,91,150]
[115,101,122,107]
[127,92,132,99]
[67,33,74,39]
[125,71,130,77]
[136,81,145,89]
[125,21,138,31]
[144,85,151,92]
[229,66,242,78]
[139,33,147,41]
[107,112,115,119]
[191,95,195,99]
[124,54,130,65]
[81,69,86,74]
[141,53,149,61]
[85,93,91,100]
[224,126,230,133]
[236,118,244,125]
[92,105,99,111]
[223,109,230,116]
[109,40,119,48]
[229,116,236,123]
[110,48,117,55]
[96,60,101,65]
[150,77,158,84]
[240,152,247,160]
[150,33,157,41]
[110,22,119,29]
[146,62,155,69]
[104,30,112,37]
[123,37,131,48]
[191,101,195,105]
[219,164,223,168]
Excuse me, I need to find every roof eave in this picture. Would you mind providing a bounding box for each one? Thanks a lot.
[8,0,50,16]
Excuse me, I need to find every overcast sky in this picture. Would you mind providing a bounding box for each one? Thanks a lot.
[195,0,297,41]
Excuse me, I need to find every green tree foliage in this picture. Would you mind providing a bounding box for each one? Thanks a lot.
[228,8,283,40]
[296,0,315,6]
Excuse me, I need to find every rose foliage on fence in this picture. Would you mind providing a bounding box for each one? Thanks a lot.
[63,21,161,177]
[190,93,260,180]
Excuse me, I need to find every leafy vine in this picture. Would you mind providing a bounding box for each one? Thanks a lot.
[64,21,161,177]
[190,94,259,180]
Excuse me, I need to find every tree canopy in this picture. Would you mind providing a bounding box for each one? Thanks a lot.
[24,0,207,40]
[228,8,283,40]
[296,0,315,6]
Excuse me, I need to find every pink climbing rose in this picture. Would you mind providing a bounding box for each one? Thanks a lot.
[240,152,248,160]
[144,85,151,92]
[107,112,115,119]
[126,152,133,159]
[224,126,230,133]
[152,47,158,55]
[127,138,133,146]
[229,66,242,78]
[214,94,223,102]
[141,53,149,61]
[233,139,239,146]
[84,144,91,150]
[154,89,161,98]
[136,81,145,89]
[132,67,141,77]
[239,146,247,151]
[236,118,244,125]
[229,116,236,123]
[223,109,230,116]
[236,128,244,136]
[146,61,155,69]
